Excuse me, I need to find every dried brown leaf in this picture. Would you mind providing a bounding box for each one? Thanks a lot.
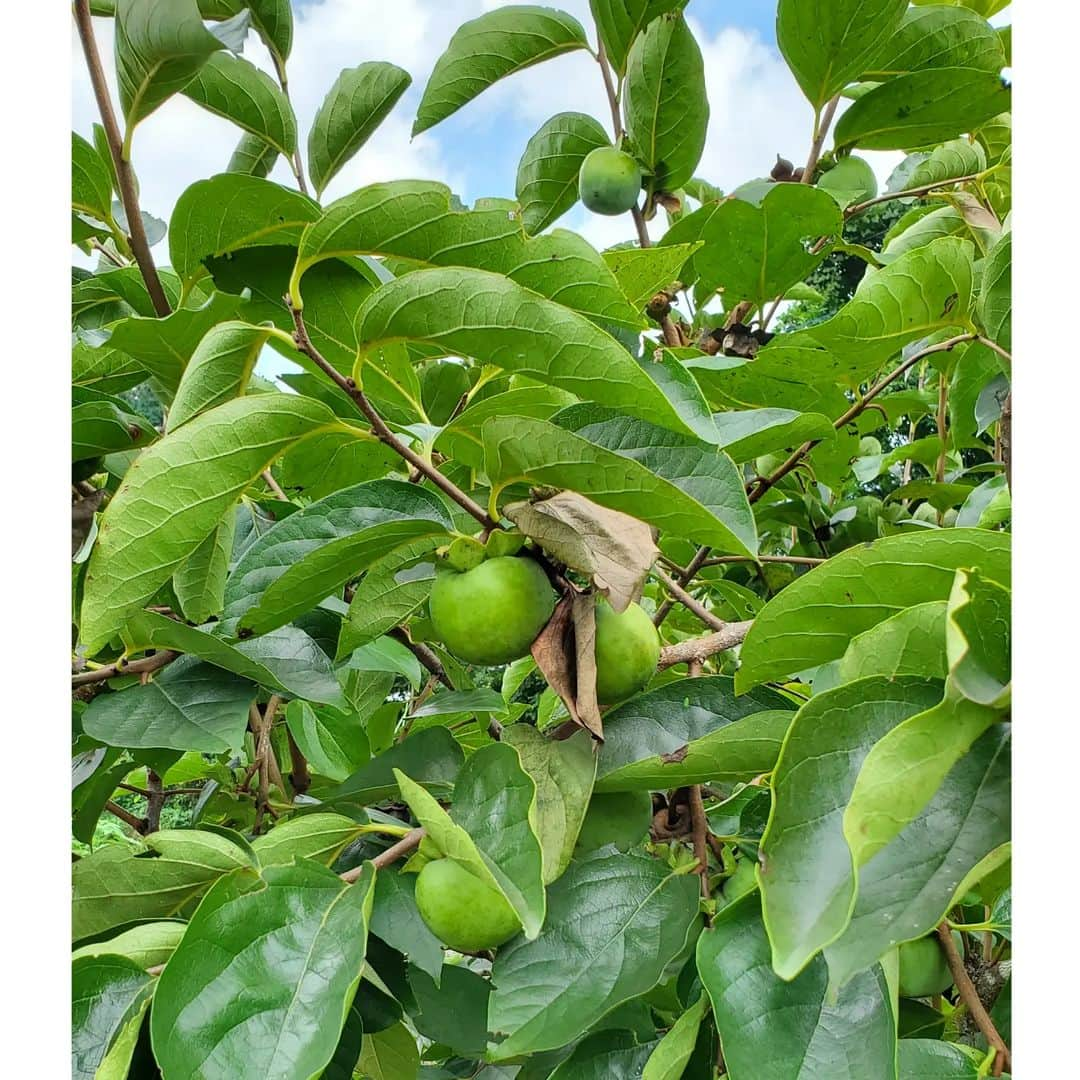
[571,593,602,742]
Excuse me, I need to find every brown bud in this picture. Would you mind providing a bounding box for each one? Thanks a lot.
[771,155,795,181]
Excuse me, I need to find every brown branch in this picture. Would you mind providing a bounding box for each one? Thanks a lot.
[847,173,984,217]
[688,783,710,904]
[144,770,165,833]
[596,40,623,140]
[701,554,825,568]
[73,0,171,317]
[652,567,726,632]
[657,622,754,671]
[104,800,146,833]
[803,94,841,183]
[999,391,1011,490]
[286,730,311,796]
[72,650,177,687]
[389,628,453,690]
[261,468,288,501]
[118,783,205,798]
[654,545,712,627]
[287,301,497,529]
[935,375,949,485]
[339,827,426,883]
[977,335,1012,366]
[936,923,1011,1074]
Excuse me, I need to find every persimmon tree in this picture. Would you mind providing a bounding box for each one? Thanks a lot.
[71,1,1012,1077]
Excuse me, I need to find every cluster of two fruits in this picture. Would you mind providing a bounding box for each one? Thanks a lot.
[413,548,661,952]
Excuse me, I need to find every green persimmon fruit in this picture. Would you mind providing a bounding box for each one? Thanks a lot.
[574,790,653,854]
[723,857,758,903]
[818,155,878,204]
[593,599,661,705]
[898,933,962,998]
[414,858,521,952]
[429,555,556,665]
[579,146,642,215]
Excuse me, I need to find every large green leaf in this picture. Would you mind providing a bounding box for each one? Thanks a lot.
[72,387,157,461]
[595,676,793,791]
[736,528,1011,689]
[662,183,842,311]
[398,741,546,938]
[290,180,641,333]
[340,550,437,655]
[72,922,188,971]
[81,654,255,753]
[697,894,896,1080]
[487,850,700,1059]
[898,1040,983,1078]
[173,515,236,624]
[642,992,709,1080]
[151,861,376,1079]
[758,676,943,979]
[114,0,224,147]
[169,174,319,285]
[408,963,492,1057]
[284,701,370,783]
[226,130,278,177]
[250,812,368,867]
[354,268,715,438]
[905,140,989,191]
[124,610,348,707]
[182,52,297,157]
[484,415,758,557]
[72,132,114,226]
[516,112,610,234]
[604,243,702,311]
[502,725,596,885]
[825,725,1010,988]
[589,0,687,76]
[330,726,464,805]
[834,68,1012,151]
[864,5,1007,78]
[550,1030,660,1078]
[72,954,154,1080]
[356,1022,420,1080]
[978,230,1011,353]
[80,395,346,652]
[413,6,589,135]
[776,0,907,110]
[624,13,708,192]
[712,408,835,463]
[369,869,445,981]
[221,479,453,636]
[168,321,284,431]
[72,829,254,941]
[309,63,412,197]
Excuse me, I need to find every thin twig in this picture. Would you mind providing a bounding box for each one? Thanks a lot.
[389,628,453,690]
[700,554,825,568]
[803,94,841,182]
[999,391,1011,490]
[936,923,1011,1074]
[104,800,145,833]
[653,545,713,627]
[72,650,177,687]
[339,827,426,883]
[847,173,984,217]
[596,40,623,139]
[688,783,710,905]
[935,375,949,486]
[657,622,754,670]
[261,469,288,501]
[976,335,1012,366]
[144,770,165,833]
[287,300,497,529]
[73,0,171,317]
[286,730,311,796]
[88,237,127,267]
[270,56,310,196]
[652,567,726,632]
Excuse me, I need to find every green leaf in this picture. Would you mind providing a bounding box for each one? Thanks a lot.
[72,387,157,461]
[357,1021,420,1080]
[290,180,641,333]
[309,63,412,197]
[484,415,758,557]
[172,515,236,623]
[712,408,835,463]
[737,528,1011,690]
[103,290,247,389]
[73,828,254,941]
[284,700,370,782]
[169,174,319,285]
[151,861,376,1079]
[661,183,843,311]
[398,741,546,938]
[624,13,709,192]
[407,689,506,722]
[182,52,297,157]
[72,132,115,226]
[355,268,715,438]
[550,1030,660,1078]
[642,992,709,1080]
[603,242,702,310]
[72,954,154,1080]
[340,549,437,655]
[516,111,611,234]
[978,230,1011,353]
[843,571,1011,863]
[222,479,452,636]
[226,131,278,177]
[759,676,943,979]
[905,140,988,190]
[250,812,368,867]
[82,654,255,753]
[864,5,1007,78]
[80,394,343,652]
[124,610,349,707]
[369,869,445,981]
[72,334,147,395]
[114,0,224,147]
[72,921,187,970]
[824,725,1010,988]
[834,68,1012,152]
[488,850,700,1059]
[697,894,896,1080]
[408,963,491,1056]
[776,0,907,110]
[589,0,687,76]
[413,6,589,135]
[898,1039,982,1078]
[502,725,597,884]
[595,676,793,791]
[330,726,464,805]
